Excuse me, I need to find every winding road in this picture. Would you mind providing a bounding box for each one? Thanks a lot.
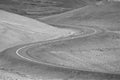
[2,24,120,74]
[1,23,120,80]
[16,26,97,69]
[1,8,120,79]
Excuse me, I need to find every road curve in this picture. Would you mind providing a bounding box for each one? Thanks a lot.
[15,25,111,72]
[1,10,120,80]
[16,26,97,68]
[1,24,120,76]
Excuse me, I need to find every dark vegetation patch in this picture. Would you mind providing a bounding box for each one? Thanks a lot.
[0,0,101,18]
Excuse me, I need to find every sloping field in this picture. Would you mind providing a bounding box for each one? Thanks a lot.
[1,1,120,80]
[40,2,120,31]
[36,1,120,74]
[0,10,78,51]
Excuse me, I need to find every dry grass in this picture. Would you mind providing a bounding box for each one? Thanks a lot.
[1,1,120,80]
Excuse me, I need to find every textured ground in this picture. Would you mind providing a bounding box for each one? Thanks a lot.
[1,1,120,80]
[1,23,120,80]
[0,0,92,18]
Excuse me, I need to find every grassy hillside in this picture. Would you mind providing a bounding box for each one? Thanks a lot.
[40,2,120,31]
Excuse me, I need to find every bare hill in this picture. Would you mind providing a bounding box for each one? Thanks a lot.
[40,2,120,31]
[0,10,76,51]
